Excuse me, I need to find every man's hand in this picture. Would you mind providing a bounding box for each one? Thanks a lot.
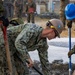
[25,14,28,17]
[67,20,72,28]
[68,50,73,57]
[68,45,75,57]
[26,58,34,67]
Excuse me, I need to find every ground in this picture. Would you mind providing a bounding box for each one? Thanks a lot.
[24,17,75,38]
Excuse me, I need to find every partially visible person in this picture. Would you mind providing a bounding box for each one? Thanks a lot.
[68,45,75,57]
[3,0,14,19]
[15,19,64,75]
[65,3,75,57]
[25,0,36,23]
[0,1,10,75]
[14,0,24,26]
[0,1,16,74]
[15,0,23,18]
[0,19,64,75]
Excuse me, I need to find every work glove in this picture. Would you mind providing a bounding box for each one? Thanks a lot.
[67,21,72,28]
[68,45,75,57]
[0,16,9,27]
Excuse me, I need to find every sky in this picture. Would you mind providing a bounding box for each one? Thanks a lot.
[29,38,75,64]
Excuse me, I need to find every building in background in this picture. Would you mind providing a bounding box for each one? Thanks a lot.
[18,0,75,15]
[36,0,75,14]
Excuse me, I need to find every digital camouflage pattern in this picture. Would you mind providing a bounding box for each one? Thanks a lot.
[0,1,7,75]
[7,24,27,75]
[0,24,27,75]
[15,24,50,75]
[0,32,4,75]
[0,23,50,75]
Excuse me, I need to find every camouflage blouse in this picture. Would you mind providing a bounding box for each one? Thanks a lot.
[0,23,48,61]
[15,23,48,60]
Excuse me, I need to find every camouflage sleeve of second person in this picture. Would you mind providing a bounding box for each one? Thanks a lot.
[15,28,34,61]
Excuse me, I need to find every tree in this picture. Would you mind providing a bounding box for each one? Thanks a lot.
[59,0,70,28]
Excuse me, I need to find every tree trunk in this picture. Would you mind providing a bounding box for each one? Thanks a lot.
[59,0,69,28]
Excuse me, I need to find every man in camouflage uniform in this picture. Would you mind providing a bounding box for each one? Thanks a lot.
[0,24,26,75]
[14,19,63,75]
[0,18,64,75]
[25,0,36,23]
